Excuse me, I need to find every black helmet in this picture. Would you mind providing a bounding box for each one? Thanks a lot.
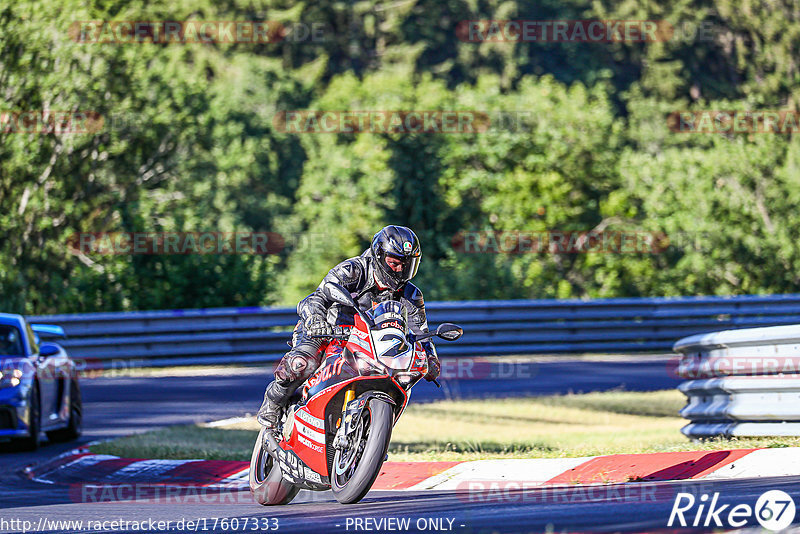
[370,225,422,290]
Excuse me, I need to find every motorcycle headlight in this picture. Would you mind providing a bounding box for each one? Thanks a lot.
[353,351,384,376]
[395,374,414,387]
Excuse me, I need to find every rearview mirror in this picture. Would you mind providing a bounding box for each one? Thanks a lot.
[436,323,463,341]
[322,282,356,308]
[322,282,374,327]
[39,342,61,357]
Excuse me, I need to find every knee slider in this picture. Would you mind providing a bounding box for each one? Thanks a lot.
[289,354,310,374]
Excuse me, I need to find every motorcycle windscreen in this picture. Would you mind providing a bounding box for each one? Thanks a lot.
[370,325,413,370]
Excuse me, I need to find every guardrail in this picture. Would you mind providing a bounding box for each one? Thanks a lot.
[675,324,800,438]
[29,293,800,370]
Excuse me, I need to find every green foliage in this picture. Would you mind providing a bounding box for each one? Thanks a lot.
[1,0,799,313]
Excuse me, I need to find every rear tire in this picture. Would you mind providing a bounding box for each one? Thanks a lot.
[47,378,82,443]
[249,428,299,506]
[331,399,393,504]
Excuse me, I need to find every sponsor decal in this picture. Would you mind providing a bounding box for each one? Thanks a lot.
[303,467,322,483]
[298,434,324,453]
[294,420,326,444]
[306,356,346,388]
[353,328,369,340]
[295,408,324,430]
[349,335,372,352]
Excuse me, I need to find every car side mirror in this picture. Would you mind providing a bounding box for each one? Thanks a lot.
[39,342,61,357]
[436,323,463,341]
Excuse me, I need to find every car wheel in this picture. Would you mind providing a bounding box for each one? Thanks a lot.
[47,378,82,443]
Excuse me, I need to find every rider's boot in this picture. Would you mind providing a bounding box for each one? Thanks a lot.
[257,381,291,431]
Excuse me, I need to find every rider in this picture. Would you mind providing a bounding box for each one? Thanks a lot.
[257,225,441,430]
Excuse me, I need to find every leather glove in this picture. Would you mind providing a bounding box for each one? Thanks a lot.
[304,315,334,337]
[423,344,441,382]
[331,325,352,338]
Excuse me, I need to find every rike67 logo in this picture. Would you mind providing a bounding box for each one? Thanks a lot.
[668,490,796,531]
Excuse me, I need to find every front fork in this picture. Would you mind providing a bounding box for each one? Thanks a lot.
[333,388,397,450]
[333,388,355,449]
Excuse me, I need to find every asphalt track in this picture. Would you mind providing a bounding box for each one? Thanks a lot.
[2,475,800,533]
[5,357,798,533]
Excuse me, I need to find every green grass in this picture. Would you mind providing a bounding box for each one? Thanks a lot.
[90,426,258,461]
[90,389,800,461]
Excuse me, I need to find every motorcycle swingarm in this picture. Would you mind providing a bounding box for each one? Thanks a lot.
[333,391,396,449]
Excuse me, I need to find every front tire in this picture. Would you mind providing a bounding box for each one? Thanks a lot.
[331,398,393,504]
[249,428,299,505]
[3,382,41,452]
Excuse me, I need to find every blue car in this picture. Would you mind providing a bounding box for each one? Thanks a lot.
[0,314,82,451]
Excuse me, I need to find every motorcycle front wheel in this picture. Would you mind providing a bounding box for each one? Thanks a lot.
[331,398,393,504]
[249,428,300,505]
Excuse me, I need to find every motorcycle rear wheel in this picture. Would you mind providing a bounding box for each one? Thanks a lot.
[250,428,300,505]
[331,398,393,504]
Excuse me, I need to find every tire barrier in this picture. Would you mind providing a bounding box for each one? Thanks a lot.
[675,324,800,438]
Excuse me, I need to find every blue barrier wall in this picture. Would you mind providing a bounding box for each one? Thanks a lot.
[30,293,800,368]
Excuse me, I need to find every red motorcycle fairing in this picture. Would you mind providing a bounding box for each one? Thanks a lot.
[270,312,428,490]
[276,355,409,486]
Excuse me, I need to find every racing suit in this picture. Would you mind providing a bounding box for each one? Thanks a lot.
[257,249,440,425]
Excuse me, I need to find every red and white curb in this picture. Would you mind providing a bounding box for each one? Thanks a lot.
[24,447,800,492]
[24,447,250,490]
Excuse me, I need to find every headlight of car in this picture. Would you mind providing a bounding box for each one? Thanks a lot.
[0,368,24,388]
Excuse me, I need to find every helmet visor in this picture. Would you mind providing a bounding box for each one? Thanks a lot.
[384,252,421,284]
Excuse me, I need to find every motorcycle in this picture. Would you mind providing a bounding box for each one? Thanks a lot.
[249,281,463,505]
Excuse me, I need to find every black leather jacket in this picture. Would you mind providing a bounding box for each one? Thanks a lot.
[298,249,430,335]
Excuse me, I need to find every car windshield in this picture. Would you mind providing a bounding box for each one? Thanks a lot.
[0,325,24,356]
